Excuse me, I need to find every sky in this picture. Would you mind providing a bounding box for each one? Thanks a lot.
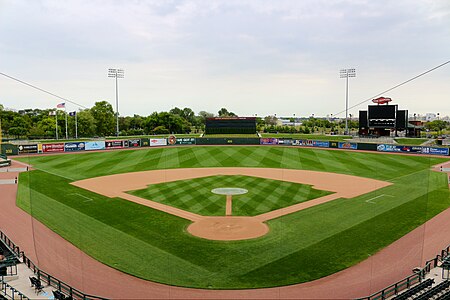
[0,0,449,118]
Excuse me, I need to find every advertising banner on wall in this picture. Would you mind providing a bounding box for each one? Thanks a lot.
[42,143,65,153]
[150,138,168,147]
[1,144,18,155]
[421,147,449,156]
[168,136,196,145]
[128,139,141,147]
[313,140,330,148]
[278,139,294,145]
[260,138,278,145]
[64,142,85,152]
[329,141,339,148]
[106,140,128,149]
[338,142,358,150]
[85,141,106,151]
[141,138,150,147]
[17,144,38,154]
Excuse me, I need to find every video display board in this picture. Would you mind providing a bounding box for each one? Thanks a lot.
[368,105,396,119]
[205,117,256,134]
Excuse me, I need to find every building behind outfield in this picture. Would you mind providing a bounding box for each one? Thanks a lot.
[205,117,257,134]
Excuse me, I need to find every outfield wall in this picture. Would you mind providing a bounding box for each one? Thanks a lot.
[8,137,450,156]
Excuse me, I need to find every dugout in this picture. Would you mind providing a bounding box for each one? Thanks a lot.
[205,117,256,134]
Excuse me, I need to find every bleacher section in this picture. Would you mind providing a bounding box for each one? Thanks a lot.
[391,278,434,300]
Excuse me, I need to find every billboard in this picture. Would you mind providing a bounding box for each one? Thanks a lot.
[18,144,38,154]
[150,138,167,147]
[278,139,294,145]
[64,142,85,152]
[42,143,65,153]
[106,140,128,149]
[260,138,278,145]
[168,136,196,145]
[421,147,449,156]
[338,142,358,150]
[128,139,141,147]
[141,138,150,147]
[85,141,106,151]
[368,105,396,119]
[1,144,18,156]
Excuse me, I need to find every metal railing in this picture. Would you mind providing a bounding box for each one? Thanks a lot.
[0,279,29,300]
[358,243,450,300]
[0,230,107,300]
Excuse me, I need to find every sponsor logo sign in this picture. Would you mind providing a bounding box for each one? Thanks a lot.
[150,138,167,147]
[260,138,278,145]
[422,147,449,156]
[42,143,65,153]
[64,142,85,152]
[312,140,330,148]
[278,139,294,145]
[85,141,106,151]
[106,140,128,149]
[338,142,358,150]
[128,139,141,147]
[18,144,38,153]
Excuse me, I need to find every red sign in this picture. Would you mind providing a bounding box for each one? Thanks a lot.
[372,97,392,104]
[42,143,65,153]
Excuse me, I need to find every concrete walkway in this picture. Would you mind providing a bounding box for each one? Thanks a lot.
[2,263,54,299]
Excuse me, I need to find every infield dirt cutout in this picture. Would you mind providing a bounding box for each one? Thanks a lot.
[72,168,391,241]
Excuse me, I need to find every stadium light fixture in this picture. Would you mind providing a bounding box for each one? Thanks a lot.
[108,68,124,137]
[339,68,356,135]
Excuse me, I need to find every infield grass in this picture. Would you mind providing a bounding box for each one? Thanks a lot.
[15,146,450,288]
[128,175,332,216]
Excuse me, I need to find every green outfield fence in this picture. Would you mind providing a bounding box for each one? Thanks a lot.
[0,230,107,300]
[357,243,450,300]
[7,137,449,157]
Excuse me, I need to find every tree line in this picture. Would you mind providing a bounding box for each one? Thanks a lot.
[0,102,240,139]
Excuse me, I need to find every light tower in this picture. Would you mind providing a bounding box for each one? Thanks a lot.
[339,68,356,135]
[108,68,124,137]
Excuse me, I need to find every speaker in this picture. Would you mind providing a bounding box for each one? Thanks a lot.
[396,110,408,129]
[359,111,368,128]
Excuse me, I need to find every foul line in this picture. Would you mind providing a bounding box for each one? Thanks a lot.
[33,167,76,181]
[365,194,394,204]
[69,193,93,202]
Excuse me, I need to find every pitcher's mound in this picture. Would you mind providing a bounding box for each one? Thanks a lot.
[187,216,269,241]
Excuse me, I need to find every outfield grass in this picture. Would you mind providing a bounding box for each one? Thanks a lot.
[129,175,332,216]
[15,146,450,288]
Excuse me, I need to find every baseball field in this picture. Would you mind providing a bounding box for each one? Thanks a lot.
[15,146,450,289]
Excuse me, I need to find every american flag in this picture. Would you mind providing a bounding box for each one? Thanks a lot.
[56,103,65,108]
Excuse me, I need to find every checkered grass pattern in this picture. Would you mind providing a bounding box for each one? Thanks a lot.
[128,175,333,216]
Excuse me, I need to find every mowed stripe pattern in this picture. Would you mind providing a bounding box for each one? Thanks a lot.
[15,146,450,289]
[129,175,332,216]
[16,146,440,181]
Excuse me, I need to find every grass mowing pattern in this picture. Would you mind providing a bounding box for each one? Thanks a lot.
[128,175,332,216]
[15,146,450,288]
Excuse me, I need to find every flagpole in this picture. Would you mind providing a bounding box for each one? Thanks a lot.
[65,106,68,139]
[55,110,59,140]
[75,112,78,139]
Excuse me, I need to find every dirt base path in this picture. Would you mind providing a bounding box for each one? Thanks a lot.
[1,160,450,299]
[72,168,391,240]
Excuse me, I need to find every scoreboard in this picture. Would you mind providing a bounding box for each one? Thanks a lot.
[368,105,397,128]
[205,117,256,134]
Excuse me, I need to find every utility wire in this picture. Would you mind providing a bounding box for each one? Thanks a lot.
[333,60,450,116]
[0,72,89,109]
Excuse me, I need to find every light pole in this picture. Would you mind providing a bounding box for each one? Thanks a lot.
[108,68,124,137]
[340,68,356,135]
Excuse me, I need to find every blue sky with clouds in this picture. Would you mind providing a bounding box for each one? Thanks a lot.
[1,0,449,117]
